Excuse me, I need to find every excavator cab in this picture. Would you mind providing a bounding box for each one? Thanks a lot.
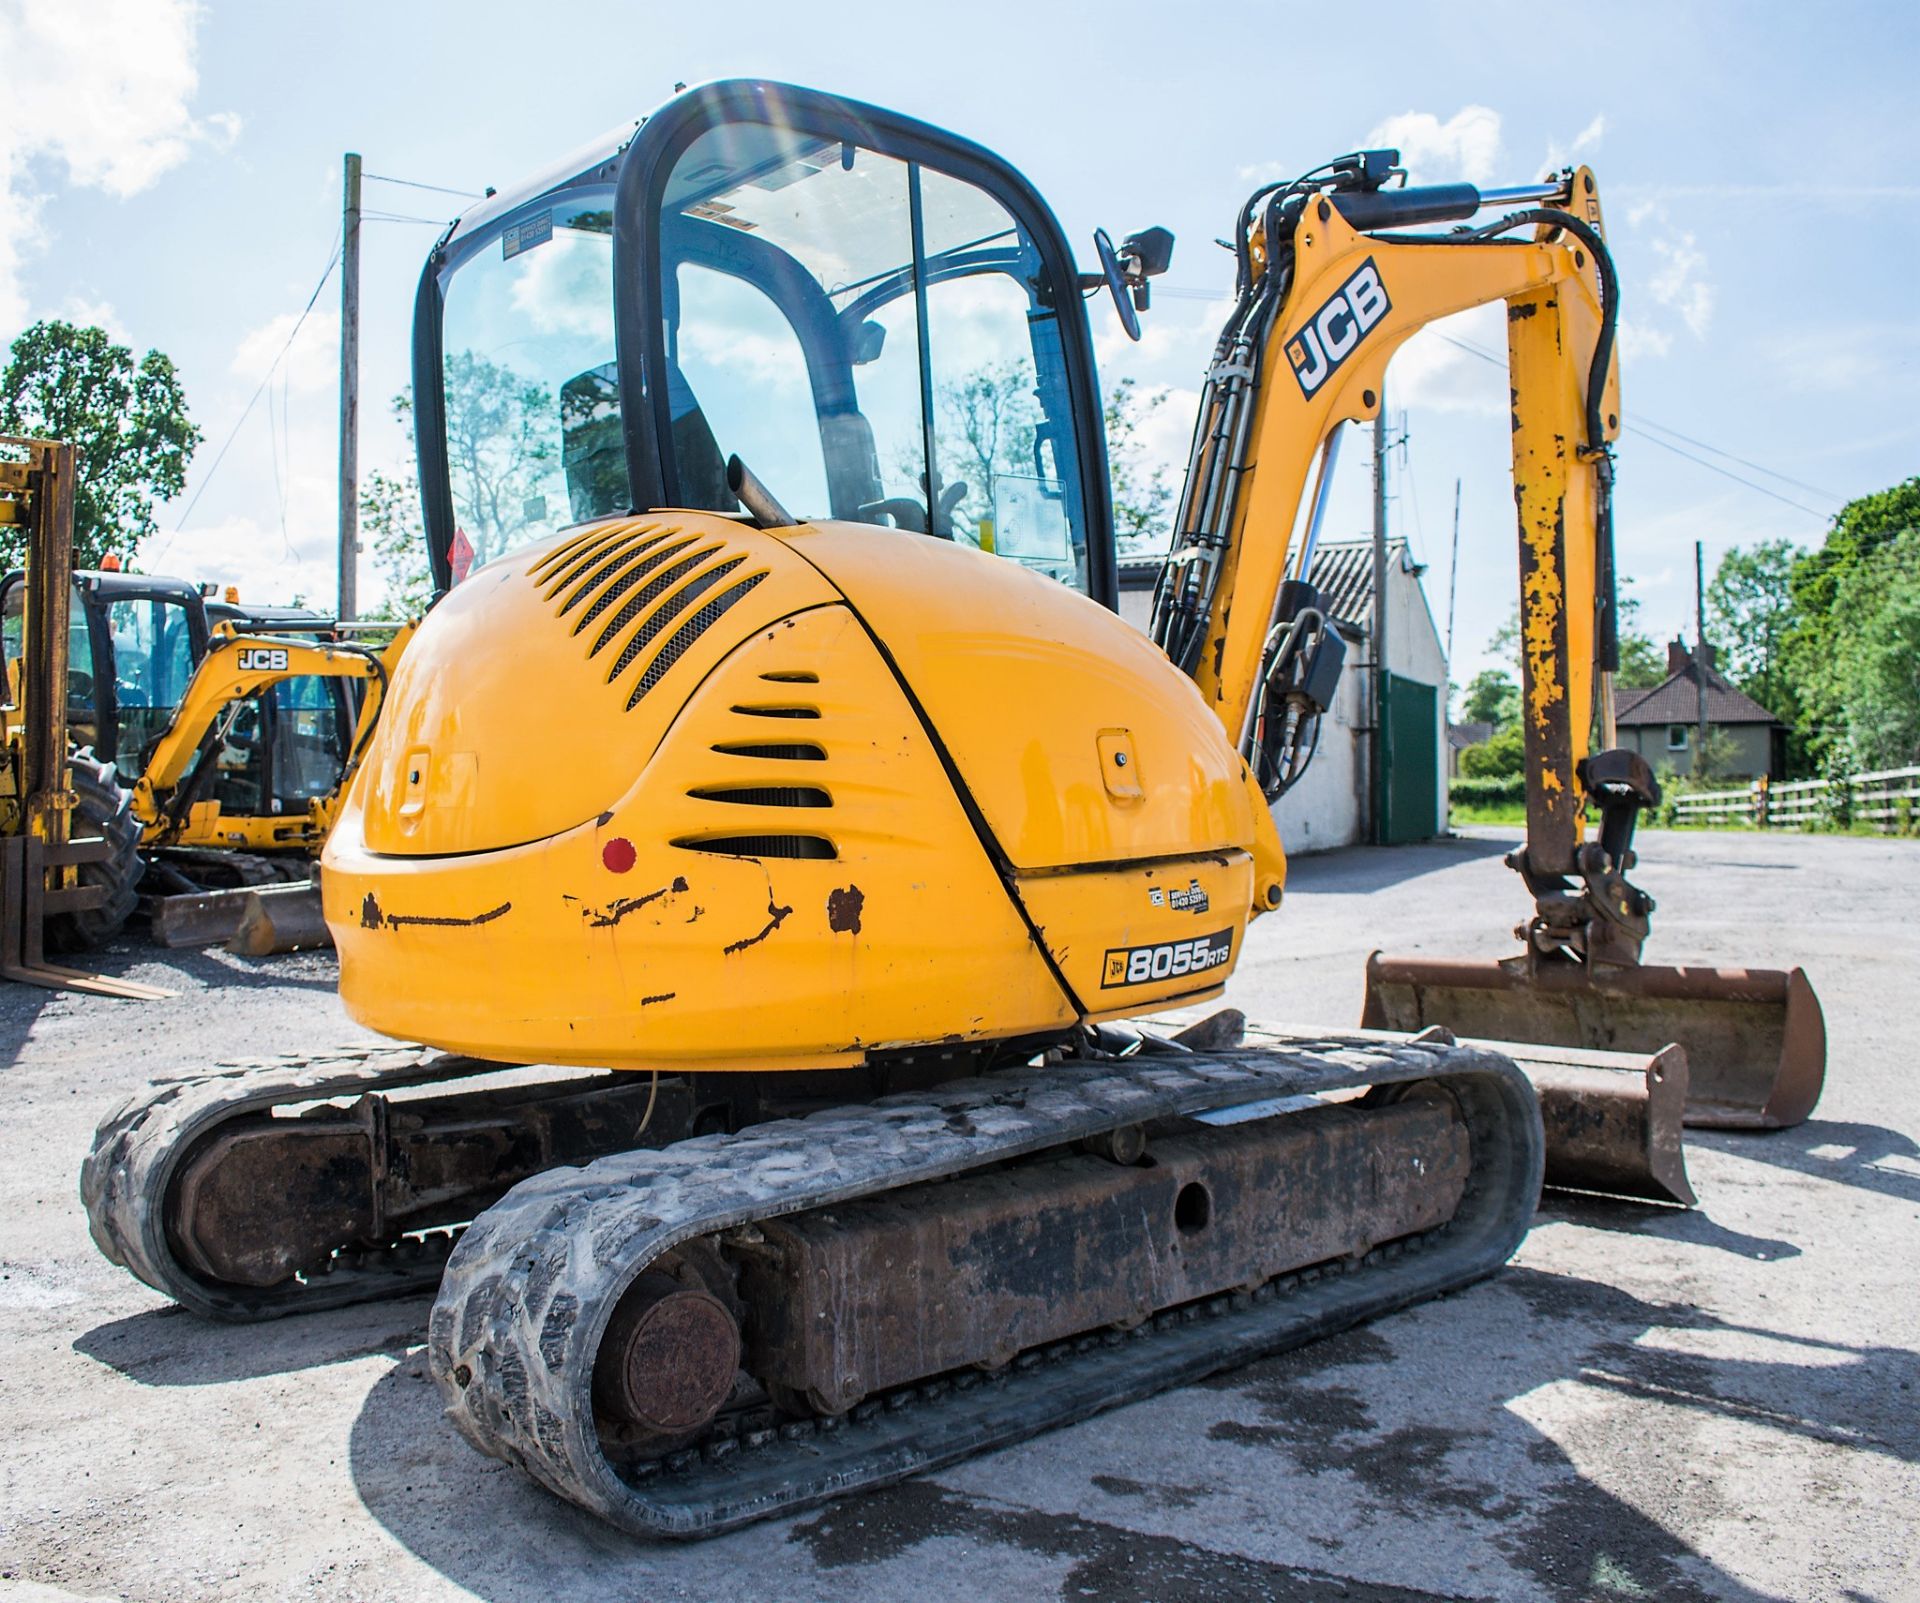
[412,85,1111,602]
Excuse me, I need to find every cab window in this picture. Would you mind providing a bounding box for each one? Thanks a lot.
[655,123,1090,591]
[107,596,195,760]
[438,192,625,578]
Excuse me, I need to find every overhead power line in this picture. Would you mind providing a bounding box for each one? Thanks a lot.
[156,236,342,555]
[364,171,482,200]
[1434,333,1841,522]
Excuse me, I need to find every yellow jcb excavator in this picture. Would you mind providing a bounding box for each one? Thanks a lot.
[84,81,1821,1536]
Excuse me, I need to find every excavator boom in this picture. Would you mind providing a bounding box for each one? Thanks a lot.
[1147,152,1821,1137]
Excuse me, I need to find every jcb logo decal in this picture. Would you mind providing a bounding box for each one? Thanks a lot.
[1285,258,1391,397]
[1101,929,1233,988]
[237,647,289,672]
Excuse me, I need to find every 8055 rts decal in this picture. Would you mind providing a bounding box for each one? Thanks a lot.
[1102,929,1233,988]
[1285,257,1391,397]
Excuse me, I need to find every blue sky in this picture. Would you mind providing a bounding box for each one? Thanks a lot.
[7,0,1916,688]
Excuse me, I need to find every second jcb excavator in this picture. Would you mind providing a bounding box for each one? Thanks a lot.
[86,81,1819,1535]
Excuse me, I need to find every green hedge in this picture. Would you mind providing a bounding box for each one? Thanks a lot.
[1449,774,1528,807]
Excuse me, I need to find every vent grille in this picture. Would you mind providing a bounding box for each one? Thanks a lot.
[687,784,830,808]
[602,556,737,679]
[596,551,725,665]
[759,670,818,683]
[627,572,766,708]
[557,528,676,616]
[572,538,695,634]
[673,834,836,861]
[540,527,642,599]
[731,704,820,719]
[529,526,611,583]
[712,741,825,761]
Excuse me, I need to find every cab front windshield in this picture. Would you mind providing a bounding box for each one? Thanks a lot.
[658,121,1089,588]
[436,121,1090,591]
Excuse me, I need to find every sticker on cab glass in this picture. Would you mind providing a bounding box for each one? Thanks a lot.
[1102,929,1233,988]
[503,211,553,260]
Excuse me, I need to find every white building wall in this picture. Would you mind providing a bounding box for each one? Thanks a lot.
[1114,547,1449,853]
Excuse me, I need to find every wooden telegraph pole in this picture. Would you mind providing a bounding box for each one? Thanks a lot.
[1694,540,1710,780]
[1370,383,1390,843]
[337,152,362,621]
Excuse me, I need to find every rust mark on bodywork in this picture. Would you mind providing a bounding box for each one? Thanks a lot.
[579,876,689,929]
[640,992,676,1006]
[724,896,793,955]
[360,892,510,931]
[1508,301,1539,321]
[826,885,865,934]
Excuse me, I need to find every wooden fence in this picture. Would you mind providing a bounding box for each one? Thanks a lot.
[1670,765,1920,831]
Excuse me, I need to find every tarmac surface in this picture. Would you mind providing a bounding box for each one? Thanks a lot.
[1,825,1914,1602]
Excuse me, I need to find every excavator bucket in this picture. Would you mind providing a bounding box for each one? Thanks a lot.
[1362,954,1826,1130]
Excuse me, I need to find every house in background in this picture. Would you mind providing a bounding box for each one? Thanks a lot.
[1447,720,1494,777]
[1614,639,1786,781]
[1117,538,1448,854]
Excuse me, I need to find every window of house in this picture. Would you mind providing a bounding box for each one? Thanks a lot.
[1667,724,1689,751]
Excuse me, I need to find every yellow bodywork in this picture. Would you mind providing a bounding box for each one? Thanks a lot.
[324,516,1278,1070]
[135,619,414,854]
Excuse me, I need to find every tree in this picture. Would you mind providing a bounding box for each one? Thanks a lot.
[1461,667,1519,728]
[0,320,199,568]
[441,350,558,566]
[1708,540,1800,718]
[938,359,1038,530]
[1459,721,1525,778]
[1105,377,1177,556]
[362,394,430,621]
[1828,527,1920,770]
[1785,476,1920,766]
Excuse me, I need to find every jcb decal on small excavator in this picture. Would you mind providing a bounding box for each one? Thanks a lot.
[1102,929,1233,987]
[235,646,290,673]
[1285,257,1390,395]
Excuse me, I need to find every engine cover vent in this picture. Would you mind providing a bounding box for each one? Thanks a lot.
[626,572,767,708]
[671,834,837,861]
[686,785,831,808]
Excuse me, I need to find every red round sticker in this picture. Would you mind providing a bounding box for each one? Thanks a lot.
[601,837,637,874]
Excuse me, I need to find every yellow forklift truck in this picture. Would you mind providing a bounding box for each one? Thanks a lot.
[86,82,1821,1536]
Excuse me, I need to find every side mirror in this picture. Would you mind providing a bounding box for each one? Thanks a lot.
[1093,228,1139,341]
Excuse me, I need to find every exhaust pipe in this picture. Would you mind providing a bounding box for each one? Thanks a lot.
[1362,953,1825,1130]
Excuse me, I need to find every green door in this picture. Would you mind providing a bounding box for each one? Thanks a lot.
[1379,672,1440,844]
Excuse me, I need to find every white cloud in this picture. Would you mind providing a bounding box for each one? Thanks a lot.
[1616,319,1674,361]
[55,296,129,343]
[230,306,342,395]
[1648,232,1714,338]
[1545,114,1606,171]
[1365,106,1503,184]
[0,0,233,332]
[1389,302,1508,415]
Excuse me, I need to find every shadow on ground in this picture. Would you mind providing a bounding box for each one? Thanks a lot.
[1282,834,1514,898]
[1690,1117,1920,1206]
[341,1259,1915,1602]
[75,1295,432,1386]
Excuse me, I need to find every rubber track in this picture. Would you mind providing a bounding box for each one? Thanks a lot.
[428,1032,1543,1537]
[82,1043,500,1320]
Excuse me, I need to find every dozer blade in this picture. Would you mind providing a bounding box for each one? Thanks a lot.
[1362,953,1825,1130]
[1237,1021,1694,1208]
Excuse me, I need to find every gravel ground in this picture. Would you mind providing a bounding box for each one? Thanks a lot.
[0,826,1914,1603]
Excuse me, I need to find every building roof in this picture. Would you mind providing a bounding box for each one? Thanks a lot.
[1449,721,1494,750]
[1615,656,1781,728]
[1116,538,1424,635]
